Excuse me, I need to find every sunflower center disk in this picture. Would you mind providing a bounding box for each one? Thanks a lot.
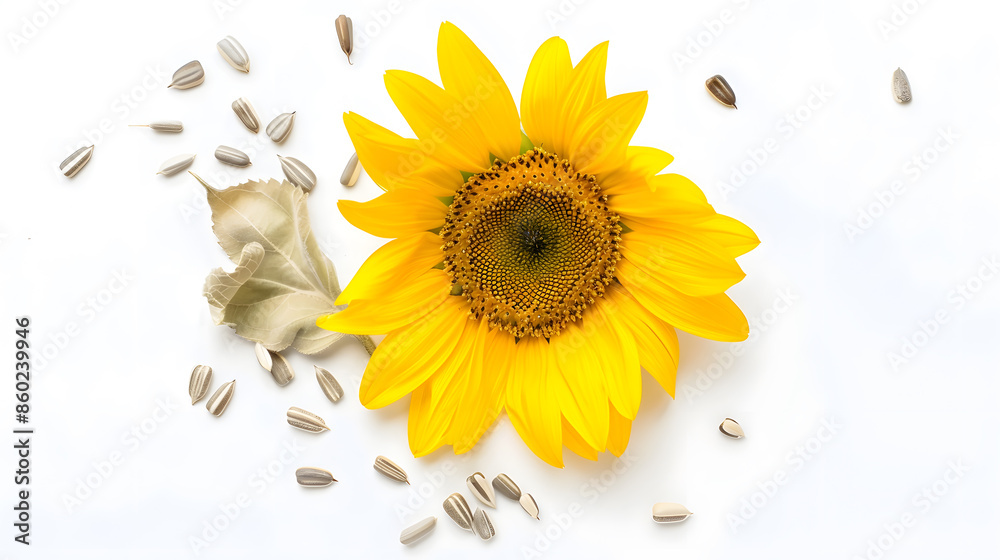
[441,149,622,338]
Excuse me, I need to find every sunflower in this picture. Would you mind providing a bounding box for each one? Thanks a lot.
[318,23,758,467]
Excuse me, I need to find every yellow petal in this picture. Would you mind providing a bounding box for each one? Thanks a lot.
[506,337,563,467]
[606,283,679,397]
[452,326,513,453]
[317,269,450,335]
[570,91,647,176]
[610,174,714,223]
[616,257,749,342]
[556,41,609,156]
[337,232,443,305]
[590,297,642,420]
[344,111,461,196]
[689,214,760,258]
[550,320,609,450]
[437,22,521,161]
[354,296,469,408]
[600,146,675,196]
[520,37,572,152]
[606,403,632,457]
[620,229,746,297]
[562,417,599,461]
[384,70,492,173]
[338,189,448,238]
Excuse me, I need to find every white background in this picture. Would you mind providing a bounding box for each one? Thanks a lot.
[1,0,998,558]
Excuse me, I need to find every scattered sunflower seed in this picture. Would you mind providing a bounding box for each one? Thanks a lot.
[206,380,235,416]
[472,508,495,541]
[295,467,337,487]
[719,417,745,439]
[374,455,409,484]
[157,153,196,176]
[217,35,250,73]
[286,406,329,432]
[340,152,361,186]
[253,341,272,372]
[268,350,295,386]
[443,493,474,532]
[59,145,94,178]
[467,472,497,508]
[519,493,540,520]
[168,60,205,89]
[652,502,693,524]
[335,15,353,64]
[129,120,183,133]
[188,365,213,405]
[314,366,344,403]
[266,112,295,143]
[705,74,737,109]
[278,155,316,192]
[400,516,436,545]
[892,67,911,103]
[492,473,521,501]
[232,97,261,133]
[215,145,252,167]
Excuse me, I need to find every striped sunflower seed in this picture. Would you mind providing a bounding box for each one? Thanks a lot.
[467,472,497,508]
[314,366,344,403]
[443,493,474,532]
[129,120,183,133]
[206,380,235,416]
[374,455,409,484]
[719,417,745,439]
[217,35,250,72]
[232,97,260,133]
[400,516,436,545]
[295,467,337,487]
[340,152,361,186]
[336,15,353,64]
[59,145,94,178]
[472,508,495,540]
[188,365,213,405]
[278,155,316,192]
[168,60,204,89]
[266,112,295,143]
[286,406,329,432]
[652,502,693,523]
[268,351,294,386]
[215,145,252,167]
[157,153,196,176]
[519,493,540,520]
[705,74,737,109]
[892,67,912,103]
[254,341,272,372]
[492,473,521,501]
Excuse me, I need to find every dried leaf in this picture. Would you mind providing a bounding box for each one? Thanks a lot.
[195,174,373,355]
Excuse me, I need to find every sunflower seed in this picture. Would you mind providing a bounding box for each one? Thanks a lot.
[472,508,495,540]
[215,145,252,167]
[231,97,261,133]
[467,472,497,508]
[374,455,409,484]
[278,155,316,193]
[254,341,272,372]
[188,365,213,405]
[59,145,94,178]
[129,120,183,133]
[652,502,693,523]
[295,467,337,487]
[286,406,329,432]
[892,67,912,103]
[157,153,196,176]
[340,152,361,186]
[719,417,745,439]
[268,351,295,386]
[519,493,540,520]
[217,35,250,72]
[442,493,474,531]
[705,74,737,109]
[335,15,353,64]
[315,366,344,403]
[168,60,204,89]
[492,473,521,501]
[400,516,436,545]
[206,380,235,416]
[266,112,295,143]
